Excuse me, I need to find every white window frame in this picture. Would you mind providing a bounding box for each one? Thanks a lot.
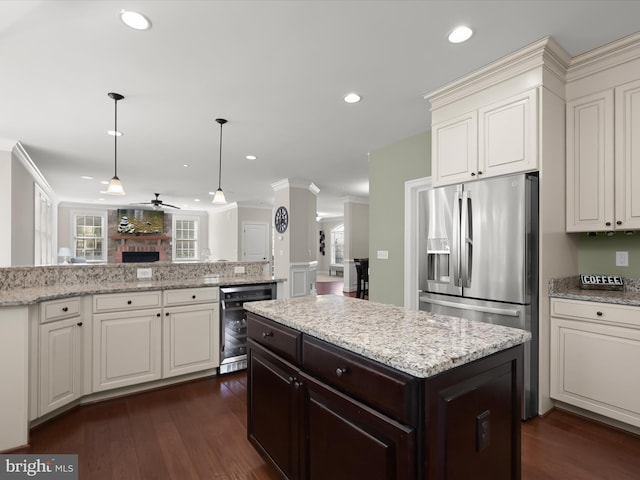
[70,209,108,263]
[172,214,200,262]
[331,224,344,265]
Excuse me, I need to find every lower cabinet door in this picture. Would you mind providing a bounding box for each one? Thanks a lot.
[300,372,415,480]
[247,340,301,480]
[162,304,219,378]
[93,309,162,392]
[39,318,82,415]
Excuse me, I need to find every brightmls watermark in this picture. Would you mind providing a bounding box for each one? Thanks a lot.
[0,455,77,479]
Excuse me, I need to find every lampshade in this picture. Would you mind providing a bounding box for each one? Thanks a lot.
[212,118,228,204]
[212,188,226,205]
[107,92,126,195]
[58,247,71,265]
[106,176,125,195]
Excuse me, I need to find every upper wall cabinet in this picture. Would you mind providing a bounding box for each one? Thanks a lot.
[566,33,640,232]
[426,37,566,188]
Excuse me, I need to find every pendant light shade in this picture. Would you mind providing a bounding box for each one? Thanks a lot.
[212,118,228,204]
[106,92,125,195]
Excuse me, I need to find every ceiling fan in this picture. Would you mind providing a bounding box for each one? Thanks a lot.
[135,193,181,209]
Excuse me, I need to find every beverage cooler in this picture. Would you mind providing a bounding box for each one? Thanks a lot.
[219,283,276,374]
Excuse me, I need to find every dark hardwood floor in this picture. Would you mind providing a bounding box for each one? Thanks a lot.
[16,372,640,479]
[316,278,356,297]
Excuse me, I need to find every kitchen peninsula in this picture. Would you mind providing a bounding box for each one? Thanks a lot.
[245,295,531,480]
[0,261,284,452]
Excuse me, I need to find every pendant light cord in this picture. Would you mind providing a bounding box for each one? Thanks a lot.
[218,120,223,189]
[114,97,118,178]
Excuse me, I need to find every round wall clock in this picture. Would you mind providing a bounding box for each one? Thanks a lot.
[275,206,289,233]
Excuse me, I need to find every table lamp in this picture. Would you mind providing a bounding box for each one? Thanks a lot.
[58,247,72,265]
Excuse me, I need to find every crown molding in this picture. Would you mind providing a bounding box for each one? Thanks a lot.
[567,31,640,82]
[271,178,320,195]
[425,36,570,110]
[13,141,56,199]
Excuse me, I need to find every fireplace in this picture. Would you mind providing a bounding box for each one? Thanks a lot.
[122,251,160,263]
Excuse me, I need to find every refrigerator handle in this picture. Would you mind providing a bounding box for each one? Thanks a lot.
[452,191,461,287]
[460,190,472,288]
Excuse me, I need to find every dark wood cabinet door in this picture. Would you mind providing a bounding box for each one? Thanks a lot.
[300,372,415,480]
[247,339,301,479]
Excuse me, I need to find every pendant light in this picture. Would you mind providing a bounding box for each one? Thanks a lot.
[212,118,228,204]
[106,92,125,195]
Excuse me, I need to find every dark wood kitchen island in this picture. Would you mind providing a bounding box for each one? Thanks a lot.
[244,295,530,480]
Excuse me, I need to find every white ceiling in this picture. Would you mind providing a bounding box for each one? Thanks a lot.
[2,1,639,218]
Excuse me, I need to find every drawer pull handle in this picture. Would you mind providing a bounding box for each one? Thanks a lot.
[596,311,603,316]
[261,331,273,339]
[336,367,348,377]
[127,300,132,305]
[617,221,622,226]
[77,322,83,327]
[62,307,68,312]
[294,381,303,389]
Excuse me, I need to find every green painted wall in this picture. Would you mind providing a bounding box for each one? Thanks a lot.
[369,131,430,306]
[579,233,640,276]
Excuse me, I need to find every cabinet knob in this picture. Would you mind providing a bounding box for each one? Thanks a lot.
[62,307,68,312]
[596,311,603,316]
[77,322,83,327]
[165,312,169,316]
[261,331,273,339]
[605,222,611,226]
[617,220,622,226]
[294,381,303,389]
[477,170,482,175]
[127,300,132,305]
[192,295,196,299]
[336,367,348,377]
[470,172,476,177]
[157,313,162,317]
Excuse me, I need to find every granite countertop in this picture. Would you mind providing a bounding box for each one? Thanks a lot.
[549,276,640,307]
[0,275,284,307]
[244,295,531,379]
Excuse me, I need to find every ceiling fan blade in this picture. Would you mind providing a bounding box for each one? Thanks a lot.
[161,203,181,209]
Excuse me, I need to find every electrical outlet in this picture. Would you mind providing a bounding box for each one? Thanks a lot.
[616,251,629,267]
[377,250,389,260]
[234,266,245,274]
[137,268,152,279]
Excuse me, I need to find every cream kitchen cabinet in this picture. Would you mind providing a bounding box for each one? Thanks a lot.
[162,287,220,378]
[565,82,640,232]
[566,34,640,232]
[38,297,83,416]
[550,298,640,427]
[431,88,538,187]
[92,291,162,392]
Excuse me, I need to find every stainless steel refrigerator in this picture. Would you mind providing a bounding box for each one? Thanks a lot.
[418,172,538,419]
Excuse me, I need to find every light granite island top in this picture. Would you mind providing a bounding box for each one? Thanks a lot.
[244,294,531,378]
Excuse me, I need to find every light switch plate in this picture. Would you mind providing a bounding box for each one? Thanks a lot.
[234,266,245,274]
[616,251,629,267]
[137,268,152,279]
[377,250,389,260]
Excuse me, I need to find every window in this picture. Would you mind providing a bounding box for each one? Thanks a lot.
[331,224,344,265]
[173,216,199,261]
[73,212,106,262]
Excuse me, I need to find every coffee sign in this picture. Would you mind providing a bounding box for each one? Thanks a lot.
[579,274,624,290]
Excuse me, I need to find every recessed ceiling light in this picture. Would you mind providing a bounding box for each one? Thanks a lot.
[101,181,109,185]
[120,10,151,30]
[194,199,201,202]
[183,164,189,167]
[246,155,257,160]
[448,26,473,43]
[107,130,122,137]
[344,93,362,104]
[208,191,216,196]
[80,175,94,180]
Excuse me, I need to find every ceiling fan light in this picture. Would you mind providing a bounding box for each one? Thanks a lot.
[212,188,227,205]
[106,176,125,195]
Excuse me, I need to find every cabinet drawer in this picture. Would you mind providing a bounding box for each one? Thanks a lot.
[93,291,162,313]
[551,299,640,328]
[247,313,301,364]
[41,297,81,323]
[302,336,418,425]
[163,287,219,306]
